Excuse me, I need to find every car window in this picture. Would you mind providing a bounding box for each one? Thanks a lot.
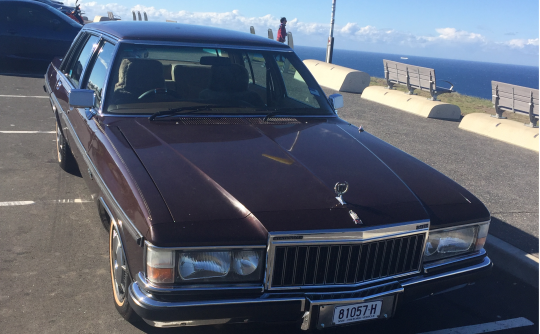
[243,52,267,88]
[275,56,320,108]
[65,35,100,88]
[85,42,115,109]
[12,3,64,29]
[104,44,331,116]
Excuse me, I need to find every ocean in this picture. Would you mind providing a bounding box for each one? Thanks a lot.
[294,46,539,100]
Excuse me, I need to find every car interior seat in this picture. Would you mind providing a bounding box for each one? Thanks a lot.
[173,65,212,100]
[112,58,166,104]
[198,57,265,107]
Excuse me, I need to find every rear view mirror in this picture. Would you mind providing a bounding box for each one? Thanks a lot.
[69,89,95,109]
[328,93,344,110]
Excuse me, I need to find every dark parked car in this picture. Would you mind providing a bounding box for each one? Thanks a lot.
[32,0,75,14]
[0,0,81,63]
[44,22,492,330]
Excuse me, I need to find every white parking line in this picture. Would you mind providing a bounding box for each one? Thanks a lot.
[417,317,534,334]
[0,131,55,134]
[0,95,48,98]
[0,199,91,206]
[0,201,35,206]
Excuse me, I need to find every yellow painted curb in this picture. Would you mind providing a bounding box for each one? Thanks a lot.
[303,59,370,94]
[459,113,539,152]
[361,86,461,120]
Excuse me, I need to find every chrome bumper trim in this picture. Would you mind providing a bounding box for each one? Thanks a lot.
[129,280,306,310]
[129,255,491,329]
[144,318,231,328]
[423,249,487,273]
[401,256,492,287]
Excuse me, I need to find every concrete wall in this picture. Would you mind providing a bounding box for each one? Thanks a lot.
[361,86,461,121]
[303,59,370,94]
[459,113,539,152]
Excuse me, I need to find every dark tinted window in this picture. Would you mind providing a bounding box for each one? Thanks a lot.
[11,3,65,29]
[86,42,115,109]
[0,3,14,22]
[65,35,99,88]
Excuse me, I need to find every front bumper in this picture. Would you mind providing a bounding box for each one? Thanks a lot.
[128,254,492,330]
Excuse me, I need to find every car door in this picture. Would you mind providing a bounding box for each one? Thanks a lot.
[70,39,116,194]
[53,33,99,159]
[0,2,17,58]
[5,2,76,61]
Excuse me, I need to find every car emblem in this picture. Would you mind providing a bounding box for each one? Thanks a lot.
[334,181,349,205]
[349,210,362,225]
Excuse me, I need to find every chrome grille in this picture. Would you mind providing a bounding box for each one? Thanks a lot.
[270,233,425,288]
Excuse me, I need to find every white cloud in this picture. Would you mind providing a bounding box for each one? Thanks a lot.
[507,38,539,48]
[68,1,538,65]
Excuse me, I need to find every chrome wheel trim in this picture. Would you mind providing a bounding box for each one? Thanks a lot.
[111,228,128,302]
[56,123,62,163]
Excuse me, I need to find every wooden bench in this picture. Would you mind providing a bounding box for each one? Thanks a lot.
[492,81,539,127]
[383,59,454,101]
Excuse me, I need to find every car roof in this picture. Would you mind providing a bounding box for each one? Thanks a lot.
[84,21,290,49]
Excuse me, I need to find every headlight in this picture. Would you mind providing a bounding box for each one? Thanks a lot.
[232,250,260,276]
[179,251,231,280]
[146,245,265,285]
[424,223,489,262]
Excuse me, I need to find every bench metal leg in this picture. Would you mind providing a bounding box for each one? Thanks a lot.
[491,105,507,119]
[527,94,538,127]
[491,87,507,119]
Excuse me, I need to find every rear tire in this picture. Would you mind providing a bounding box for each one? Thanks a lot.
[55,120,78,174]
[109,222,141,323]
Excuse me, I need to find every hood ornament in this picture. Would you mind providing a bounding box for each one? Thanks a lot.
[349,210,362,225]
[334,181,349,205]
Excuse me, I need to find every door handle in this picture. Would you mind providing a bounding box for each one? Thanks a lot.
[8,29,16,35]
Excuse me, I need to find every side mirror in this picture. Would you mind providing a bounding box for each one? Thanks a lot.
[69,89,95,108]
[328,93,344,110]
[70,89,96,119]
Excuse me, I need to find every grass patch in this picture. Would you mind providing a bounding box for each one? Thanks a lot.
[369,77,531,123]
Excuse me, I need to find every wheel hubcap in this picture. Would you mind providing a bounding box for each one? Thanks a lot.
[111,229,128,302]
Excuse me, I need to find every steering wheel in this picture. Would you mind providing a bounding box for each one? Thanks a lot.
[138,88,180,100]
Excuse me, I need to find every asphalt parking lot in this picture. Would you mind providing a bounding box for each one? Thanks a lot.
[0,67,538,333]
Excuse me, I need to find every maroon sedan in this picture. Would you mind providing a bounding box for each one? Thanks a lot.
[44,21,492,330]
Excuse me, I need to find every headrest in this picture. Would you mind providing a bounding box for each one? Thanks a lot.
[114,58,165,94]
[209,64,249,93]
[200,56,231,66]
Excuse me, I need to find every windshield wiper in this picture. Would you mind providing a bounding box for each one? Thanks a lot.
[261,107,311,122]
[149,105,236,121]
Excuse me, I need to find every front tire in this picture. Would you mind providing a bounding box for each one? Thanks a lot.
[109,223,140,323]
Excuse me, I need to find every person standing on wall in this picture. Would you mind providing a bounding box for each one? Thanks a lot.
[277,17,287,43]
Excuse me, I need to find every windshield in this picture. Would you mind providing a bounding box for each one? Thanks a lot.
[103,44,333,116]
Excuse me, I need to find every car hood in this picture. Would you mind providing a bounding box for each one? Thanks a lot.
[115,117,487,239]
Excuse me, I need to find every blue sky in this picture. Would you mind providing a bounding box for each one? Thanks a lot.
[73,0,539,66]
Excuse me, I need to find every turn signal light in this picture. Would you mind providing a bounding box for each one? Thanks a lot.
[147,267,174,284]
[475,223,490,251]
[146,246,175,284]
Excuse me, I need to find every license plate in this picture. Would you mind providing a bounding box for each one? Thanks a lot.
[333,300,383,325]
